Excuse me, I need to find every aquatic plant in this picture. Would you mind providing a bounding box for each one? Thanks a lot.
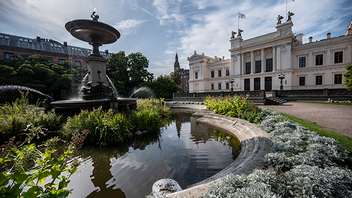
[62,108,130,144]
[0,92,64,142]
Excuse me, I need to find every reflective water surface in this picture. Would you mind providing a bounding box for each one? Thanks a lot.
[67,110,241,198]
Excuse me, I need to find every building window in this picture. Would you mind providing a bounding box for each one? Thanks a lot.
[334,51,343,63]
[5,53,14,60]
[299,57,306,68]
[59,59,65,64]
[254,78,260,90]
[266,59,273,72]
[226,83,229,89]
[195,72,198,79]
[218,83,221,90]
[245,62,251,74]
[211,84,214,90]
[316,76,322,85]
[299,77,305,86]
[255,60,261,73]
[316,54,323,66]
[334,74,342,84]
[211,71,214,78]
[46,58,52,63]
[75,61,81,66]
[218,70,221,77]
[244,79,250,91]
[226,68,230,76]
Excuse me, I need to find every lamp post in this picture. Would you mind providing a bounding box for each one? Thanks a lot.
[229,78,235,94]
[278,73,285,91]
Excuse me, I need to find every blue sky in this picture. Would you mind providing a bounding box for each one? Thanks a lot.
[1,0,351,77]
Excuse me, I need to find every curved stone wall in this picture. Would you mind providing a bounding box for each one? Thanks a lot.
[167,106,272,198]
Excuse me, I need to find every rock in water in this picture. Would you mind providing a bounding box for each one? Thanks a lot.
[152,178,182,196]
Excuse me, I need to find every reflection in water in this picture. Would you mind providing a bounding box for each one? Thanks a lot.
[67,110,240,198]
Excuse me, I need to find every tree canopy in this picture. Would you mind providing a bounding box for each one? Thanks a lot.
[146,75,178,99]
[344,65,352,91]
[107,51,153,97]
[0,54,85,99]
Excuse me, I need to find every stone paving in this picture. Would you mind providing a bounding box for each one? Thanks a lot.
[268,102,352,138]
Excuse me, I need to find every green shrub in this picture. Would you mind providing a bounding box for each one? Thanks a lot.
[62,108,130,144]
[204,96,261,123]
[0,92,64,142]
[62,99,171,144]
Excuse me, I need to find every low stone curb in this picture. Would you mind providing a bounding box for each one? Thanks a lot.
[167,106,272,198]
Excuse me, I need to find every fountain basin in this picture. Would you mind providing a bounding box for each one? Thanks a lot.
[46,98,137,114]
[65,19,120,44]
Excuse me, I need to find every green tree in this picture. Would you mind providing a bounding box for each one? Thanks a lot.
[146,75,178,99]
[107,51,153,97]
[0,65,17,85]
[107,51,130,97]
[169,71,181,85]
[128,52,153,88]
[344,65,352,90]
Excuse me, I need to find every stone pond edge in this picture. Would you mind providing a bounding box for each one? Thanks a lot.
[166,104,272,198]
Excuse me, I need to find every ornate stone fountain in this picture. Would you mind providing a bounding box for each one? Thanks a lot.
[45,12,136,113]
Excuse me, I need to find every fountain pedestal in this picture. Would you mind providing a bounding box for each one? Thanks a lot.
[82,55,112,100]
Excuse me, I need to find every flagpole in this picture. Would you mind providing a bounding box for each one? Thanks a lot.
[286,0,288,20]
[238,12,239,32]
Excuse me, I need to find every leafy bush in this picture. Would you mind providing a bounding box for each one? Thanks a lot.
[204,96,262,123]
[62,99,171,144]
[0,131,88,198]
[62,108,130,144]
[130,98,170,132]
[0,92,64,142]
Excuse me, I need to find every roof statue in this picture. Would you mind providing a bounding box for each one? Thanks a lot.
[231,31,237,39]
[287,11,294,21]
[277,15,284,25]
[238,29,243,37]
[91,11,99,21]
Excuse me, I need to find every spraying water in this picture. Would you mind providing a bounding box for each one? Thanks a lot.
[129,87,155,98]
[106,75,119,98]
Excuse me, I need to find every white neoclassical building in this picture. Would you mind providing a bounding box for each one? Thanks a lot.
[188,19,352,93]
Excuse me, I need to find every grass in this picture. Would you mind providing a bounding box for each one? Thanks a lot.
[290,100,352,105]
[281,112,352,154]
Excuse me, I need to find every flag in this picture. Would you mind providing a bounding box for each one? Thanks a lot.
[238,12,246,19]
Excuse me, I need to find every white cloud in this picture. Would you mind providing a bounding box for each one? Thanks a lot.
[114,19,147,35]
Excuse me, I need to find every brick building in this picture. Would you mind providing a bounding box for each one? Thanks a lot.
[0,33,111,69]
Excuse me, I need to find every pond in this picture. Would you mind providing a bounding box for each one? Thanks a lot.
[66,110,241,198]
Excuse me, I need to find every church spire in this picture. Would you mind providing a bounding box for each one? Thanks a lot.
[174,51,180,71]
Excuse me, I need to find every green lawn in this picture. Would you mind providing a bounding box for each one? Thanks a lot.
[281,113,352,155]
[290,100,352,105]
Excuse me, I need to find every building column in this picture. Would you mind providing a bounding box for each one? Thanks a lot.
[261,48,265,73]
[260,77,265,90]
[251,51,254,74]
[277,45,281,71]
[250,78,254,91]
[287,44,291,69]
[273,46,276,71]
[308,51,313,67]
[241,53,245,75]
[326,49,331,66]
[347,44,352,64]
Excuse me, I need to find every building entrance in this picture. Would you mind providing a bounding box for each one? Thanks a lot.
[265,77,272,91]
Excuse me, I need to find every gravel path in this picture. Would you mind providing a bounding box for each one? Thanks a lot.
[269,103,352,138]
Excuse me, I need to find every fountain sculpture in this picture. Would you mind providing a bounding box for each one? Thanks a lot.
[45,12,136,113]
